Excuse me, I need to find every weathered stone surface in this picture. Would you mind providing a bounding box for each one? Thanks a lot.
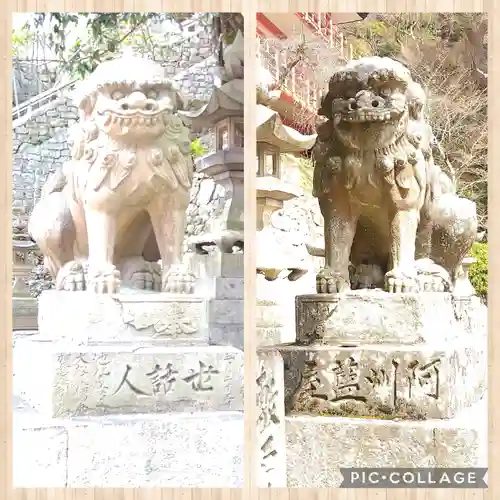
[272,339,486,419]
[295,291,479,345]
[213,277,244,299]
[257,350,287,487]
[209,324,244,351]
[286,398,487,487]
[38,290,208,344]
[13,403,68,488]
[312,56,477,295]
[12,296,38,330]
[14,342,243,417]
[256,300,285,328]
[209,299,244,324]
[14,405,243,487]
[66,412,243,487]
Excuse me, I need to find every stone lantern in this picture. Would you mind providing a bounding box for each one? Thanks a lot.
[255,104,317,280]
[178,30,245,350]
[12,204,39,330]
[179,31,244,254]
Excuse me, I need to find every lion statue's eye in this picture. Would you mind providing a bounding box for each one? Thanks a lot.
[380,87,392,97]
[111,90,125,100]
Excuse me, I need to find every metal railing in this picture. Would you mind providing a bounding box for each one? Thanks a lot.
[12,78,78,126]
[257,27,351,111]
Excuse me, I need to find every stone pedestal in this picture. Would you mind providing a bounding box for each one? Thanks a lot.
[257,291,488,487]
[14,290,244,487]
[186,252,244,350]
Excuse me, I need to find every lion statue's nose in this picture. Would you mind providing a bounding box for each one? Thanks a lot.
[348,90,385,111]
[120,91,159,112]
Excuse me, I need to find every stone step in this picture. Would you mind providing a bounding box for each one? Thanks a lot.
[14,342,243,418]
[284,398,487,487]
[295,291,486,345]
[14,403,243,488]
[38,290,209,344]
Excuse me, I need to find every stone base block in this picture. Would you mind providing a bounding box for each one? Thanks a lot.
[14,404,243,487]
[14,341,243,418]
[209,324,244,350]
[38,290,208,344]
[272,340,486,419]
[296,291,484,345]
[13,296,38,330]
[186,252,243,279]
[257,350,287,487]
[213,277,244,299]
[209,299,243,325]
[285,398,487,487]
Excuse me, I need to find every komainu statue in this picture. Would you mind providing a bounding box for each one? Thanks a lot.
[29,55,196,294]
[312,56,478,294]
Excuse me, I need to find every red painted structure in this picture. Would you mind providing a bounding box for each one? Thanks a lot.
[257,13,365,134]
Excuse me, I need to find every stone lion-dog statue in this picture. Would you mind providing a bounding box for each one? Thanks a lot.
[312,56,478,294]
[29,55,196,294]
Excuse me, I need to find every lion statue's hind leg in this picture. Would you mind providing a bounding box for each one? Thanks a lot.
[430,193,478,286]
[28,191,77,285]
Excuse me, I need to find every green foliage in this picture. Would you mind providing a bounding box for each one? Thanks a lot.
[469,242,488,301]
[18,13,217,79]
[12,25,35,57]
[190,138,208,158]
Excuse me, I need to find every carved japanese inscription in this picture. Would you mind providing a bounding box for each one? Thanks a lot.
[112,360,220,397]
[282,349,449,419]
[54,350,243,417]
[256,352,286,487]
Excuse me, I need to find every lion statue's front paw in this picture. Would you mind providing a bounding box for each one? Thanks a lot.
[316,267,350,293]
[385,260,450,293]
[163,264,196,294]
[56,261,88,291]
[87,264,121,294]
[384,268,418,293]
[120,258,162,291]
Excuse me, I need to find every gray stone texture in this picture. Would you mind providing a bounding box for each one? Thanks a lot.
[14,400,243,487]
[296,291,479,346]
[285,398,487,487]
[37,290,209,344]
[13,29,225,243]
